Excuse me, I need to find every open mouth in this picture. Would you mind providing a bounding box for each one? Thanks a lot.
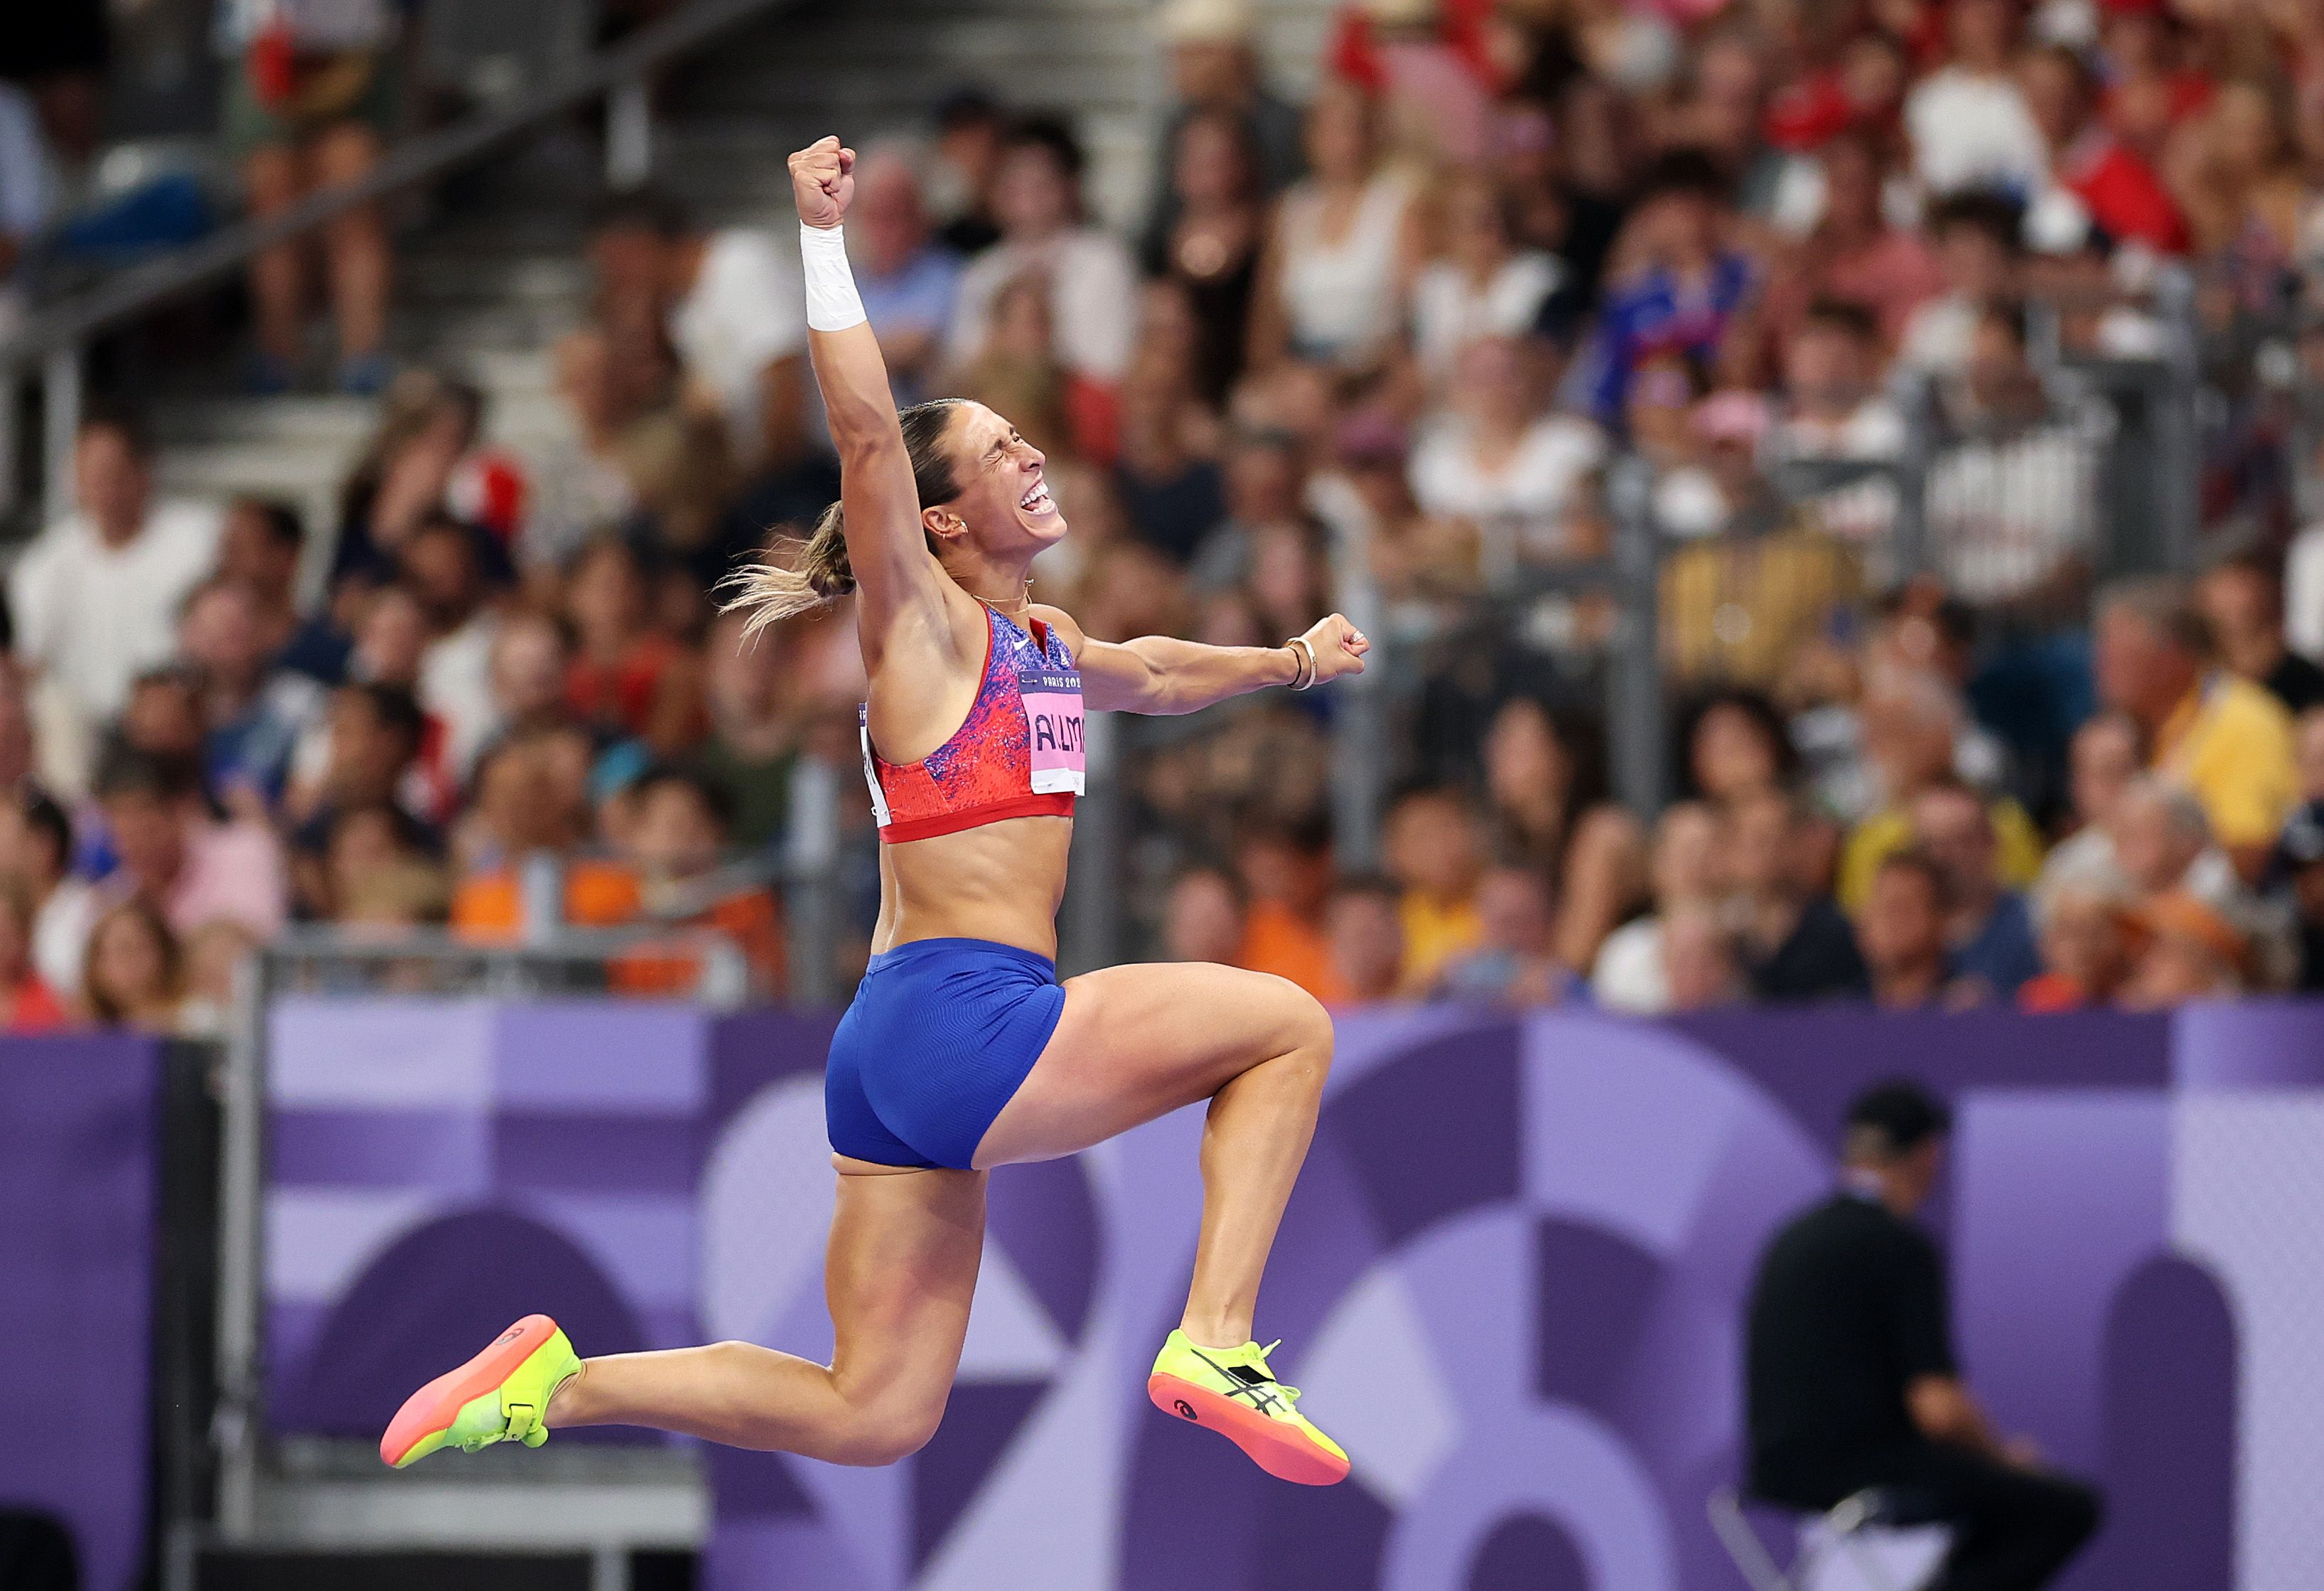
[1019,478,1055,515]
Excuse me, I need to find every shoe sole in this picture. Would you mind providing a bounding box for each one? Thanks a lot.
[1147,1373,1350,1485]
[380,1314,560,1469]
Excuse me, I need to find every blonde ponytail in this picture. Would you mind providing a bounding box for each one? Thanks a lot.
[721,502,854,640]
[719,397,968,641]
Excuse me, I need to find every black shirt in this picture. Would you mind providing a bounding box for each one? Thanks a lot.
[1745,896,1870,1003]
[1744,1192,1957,1506]
[2266,650,2324,717]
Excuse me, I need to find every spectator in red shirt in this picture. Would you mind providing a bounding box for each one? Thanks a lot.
[563,537,704,754]
[2022,43,2188,254]
[0,876,65,1031]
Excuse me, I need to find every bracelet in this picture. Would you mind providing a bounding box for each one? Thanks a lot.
[800,222,867,332]
[1286,636,1317,691]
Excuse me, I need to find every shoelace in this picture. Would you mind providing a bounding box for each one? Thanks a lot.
[1241,1342,1303,1408]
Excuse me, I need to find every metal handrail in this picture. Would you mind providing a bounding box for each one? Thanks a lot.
[0,0,789,370]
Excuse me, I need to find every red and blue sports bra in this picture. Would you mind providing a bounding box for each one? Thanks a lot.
[859,603,1086,843]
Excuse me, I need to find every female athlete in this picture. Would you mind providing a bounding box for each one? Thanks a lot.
[381,136,1368,1486]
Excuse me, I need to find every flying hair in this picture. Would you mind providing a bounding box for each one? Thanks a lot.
[719,398,965,639]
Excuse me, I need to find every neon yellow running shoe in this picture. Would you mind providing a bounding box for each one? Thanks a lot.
[379,1314,581,1469]
[1147,1329,1349,1485]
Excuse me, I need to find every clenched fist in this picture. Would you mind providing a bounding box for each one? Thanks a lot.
[1297,614,1370,686]
[790,136,855,230]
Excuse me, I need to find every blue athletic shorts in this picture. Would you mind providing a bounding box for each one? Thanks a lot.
[825,937,1067,1169]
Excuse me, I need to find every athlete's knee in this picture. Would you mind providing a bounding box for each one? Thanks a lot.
[1278,981,1334,1064]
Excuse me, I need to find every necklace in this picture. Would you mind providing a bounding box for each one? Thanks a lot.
[973,578,1035,623]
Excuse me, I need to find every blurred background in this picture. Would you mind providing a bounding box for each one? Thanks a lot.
[3,0,2324,1585]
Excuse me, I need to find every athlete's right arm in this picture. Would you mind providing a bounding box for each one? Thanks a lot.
[788,136,949,654]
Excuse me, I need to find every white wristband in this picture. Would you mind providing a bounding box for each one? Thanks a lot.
[800,223,867,332]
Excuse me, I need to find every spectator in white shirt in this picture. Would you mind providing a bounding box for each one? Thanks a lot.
[949,117,1140,387]
[1899,191,2023,379]
[588,187,810,476]
[10,409,224,791]
[1409,169,1563,384]
[1765,297,1906,547]
[1903,0,2048,198]
[1925,299,2097,614]
[1408,335,1605,574]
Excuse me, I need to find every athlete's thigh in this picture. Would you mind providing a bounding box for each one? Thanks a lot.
[973,960,1327,1168]
[824,1163,986,1406]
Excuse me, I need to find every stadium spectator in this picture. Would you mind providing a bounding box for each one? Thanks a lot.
[564,537,703,754]
[1146,0,1303,235]
[178,575,322,813]
[1114,316,1232,561]
[11,409,222,788]
[1163,862,1247,965]
[1479,697,1589,877]
[2019,884,2134,1012]
[0,877,65,1032]
[1839,670,2043,911]
[1727,788,1869,1003]
[1662,902,1745,1011]
[1431,865,1575,1004]
[80,896,187,1032]
[589,186,811,476]
[1247,80,1416,374]
[1900,193,2023,377]
[215,497,310,666]
[94,747,287,943]
[1321,873,1406,1003]
[848,146,963,411]
[1903,0,2046,196]
[1744,1081,2103,1585]
[1409,336,1606,569]
[1911,779,2043,999]
[1760,296,1906,547]
[1382,786,1486,992]
[1141,109,1267,407]
[286,682,431,914]
[1858,849,1964,1009]
[1759,137,1942,350]
[949,118,1140,389]
[1925,301,2098,621]
[2197,557,2324,717]
[0,791,95,1003]
[2033,709,2141,915]
[2271,799,2324,991]
[1409,170,1564,384]
[621,766,782,993]
[2107,774,2242,912]
[929,90,1009,257]
[450,727,640,940]
[2119,889,2250,1007]
[2095,577,2298,879]
[1593,799,1723,1013]
[1684,690,1796,809]
[1566,149,1754,425]
[218,0,398,394]
[1229,821,1336,1000]
[2019,43,2187,255]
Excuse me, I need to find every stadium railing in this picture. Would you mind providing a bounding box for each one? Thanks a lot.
[0,0,795,530]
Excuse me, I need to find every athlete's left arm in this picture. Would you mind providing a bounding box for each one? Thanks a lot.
[1033,607,1369,716]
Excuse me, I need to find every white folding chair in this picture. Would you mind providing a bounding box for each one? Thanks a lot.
[1709,1486,1947,1591]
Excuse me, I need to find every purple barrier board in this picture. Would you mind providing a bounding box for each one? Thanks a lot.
[265,999,2324,1588]
[0,1034,161,1591]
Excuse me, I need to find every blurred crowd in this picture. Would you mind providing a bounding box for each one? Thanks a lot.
[14,0,2324,1031]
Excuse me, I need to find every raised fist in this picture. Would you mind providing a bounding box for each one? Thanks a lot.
[790,136,855,230]
[1298,613,1371,686]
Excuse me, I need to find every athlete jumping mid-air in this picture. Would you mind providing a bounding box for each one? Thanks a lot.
[382,135,1368,1486]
